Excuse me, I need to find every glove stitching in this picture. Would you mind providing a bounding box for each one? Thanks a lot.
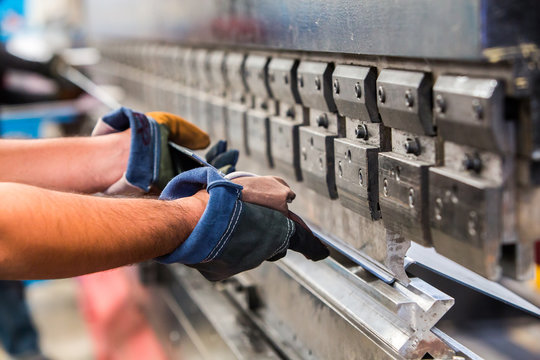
[268,218,293,259]
[151,119,160,184]
[201,198,238,262]
[203,195,243,262]
[205,200,243,262]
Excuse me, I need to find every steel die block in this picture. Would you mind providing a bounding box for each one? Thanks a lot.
[332,65,379,123]
[378,153,432,245]
[297,61,336,112]
[300,126,339,199]
[377,69,434,136]
[226,103,249,155]
[429,167,503,279]
[433,75,513,154]
[204,98,227,141]
[246,109,273,167]
[335,138,381,220]
[270,116,304,181]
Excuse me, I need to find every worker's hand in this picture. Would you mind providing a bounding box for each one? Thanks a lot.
[156,167,329,281]
[91,107,210,194]
[226,172,295,215]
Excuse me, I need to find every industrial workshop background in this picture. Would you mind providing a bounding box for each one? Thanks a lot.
[1,1,539,359]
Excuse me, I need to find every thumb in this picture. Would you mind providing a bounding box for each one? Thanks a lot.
[146,111,210,150]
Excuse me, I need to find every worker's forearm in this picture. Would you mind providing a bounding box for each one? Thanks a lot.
[0,182,206,280]
[0,131,130,193]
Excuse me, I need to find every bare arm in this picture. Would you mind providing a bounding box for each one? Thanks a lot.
[0,131,130,193]
[0,182,208,280]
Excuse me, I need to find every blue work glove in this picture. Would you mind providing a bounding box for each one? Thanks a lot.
[156,167,329,281]
[92,107,210,194]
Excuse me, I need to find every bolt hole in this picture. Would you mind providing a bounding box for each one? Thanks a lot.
[347,149,352,162]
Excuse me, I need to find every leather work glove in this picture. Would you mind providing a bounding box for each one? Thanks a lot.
[156,167,329,281]
[92,107,210,194]
[226,171,296,215]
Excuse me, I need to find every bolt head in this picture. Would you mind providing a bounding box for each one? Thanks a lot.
[316,113,329,128]
[404,138,421,155]
[472,99,483,120]
[354,82,362,99]
[435,94,446,114]
[333,78,340,94]
[314,76,321,90]
[378,86,386,103]
[383,178,389,197]
[405,89,414,108]
[354,124,368,140]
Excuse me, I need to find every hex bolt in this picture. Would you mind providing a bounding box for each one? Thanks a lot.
[298,74,304,88]
[354,124,368,140]
[333,78,340,94]
[408,188,415,208]
[463,153,483,173]
[316,113,329,128]
[435,94,446,114]
[472,99,483,120]
[405,89,414,108]
[378,86,386,103]
[404,138,421,156]
[338,161,343,177]
[383,178,389,197]
[286,107,295,118]
[314,76,321,90]
[354,82,362,99]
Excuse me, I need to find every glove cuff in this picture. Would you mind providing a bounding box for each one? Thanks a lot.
[156,167,244,264]
[93,107,162,193]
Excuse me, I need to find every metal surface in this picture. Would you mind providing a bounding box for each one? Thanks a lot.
[332,65,379,123]
[244,55,271,99]
[267,58,301,104]
[242,252,457,359]
[270,104,306,181]
[86,2,540,354]
[406,242,540,318]
[378,152,433,246]
[429,167,504,280]
[296,61,336,113]
[377,69,434,136]
[434,75,514,154]
[85,0,540,60]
